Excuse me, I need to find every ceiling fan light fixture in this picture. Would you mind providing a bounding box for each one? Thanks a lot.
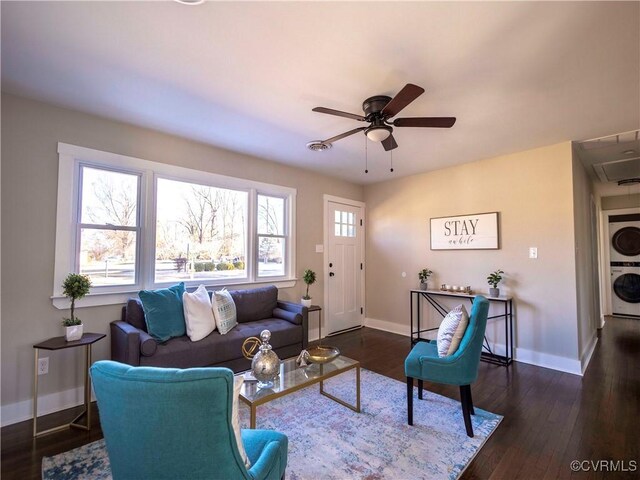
[365,125,392,142]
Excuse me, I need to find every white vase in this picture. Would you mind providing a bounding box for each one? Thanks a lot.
[489,288,500,297]
[419,281,428,291]
[65,324,83,342]
[301,298,312,308]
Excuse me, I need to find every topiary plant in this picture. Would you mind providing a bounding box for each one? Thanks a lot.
[302,269,316,300]
[61,273,92,326]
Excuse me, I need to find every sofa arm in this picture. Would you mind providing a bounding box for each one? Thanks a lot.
[273,308,302,325]
[276,300,309,349]
[110,321,143,366]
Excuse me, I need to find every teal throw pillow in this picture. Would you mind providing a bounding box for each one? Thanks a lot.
[139,283,186,342]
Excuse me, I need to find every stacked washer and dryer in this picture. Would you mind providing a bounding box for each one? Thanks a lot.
[609,214,640,318]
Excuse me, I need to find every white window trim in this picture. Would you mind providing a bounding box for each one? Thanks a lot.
[52,142,296,309]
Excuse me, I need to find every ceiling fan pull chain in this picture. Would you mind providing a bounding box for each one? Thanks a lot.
[390,149,394,173]
[364,135,369,173]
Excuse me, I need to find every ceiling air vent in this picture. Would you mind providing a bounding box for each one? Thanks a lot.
[306,141,332,152]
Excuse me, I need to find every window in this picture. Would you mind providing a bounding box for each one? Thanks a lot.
[257,194,286,277]
[155,178,248,283]
[334,210,356,237]
[78,166,140,286]
[53,143,296,307]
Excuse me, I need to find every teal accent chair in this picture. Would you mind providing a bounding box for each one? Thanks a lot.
[405,295,489,437]
[91,361,288,480]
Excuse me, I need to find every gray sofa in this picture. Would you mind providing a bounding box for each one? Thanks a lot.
[110,285,308,372]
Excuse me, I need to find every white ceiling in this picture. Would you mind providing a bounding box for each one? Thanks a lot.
[2,1,639,184]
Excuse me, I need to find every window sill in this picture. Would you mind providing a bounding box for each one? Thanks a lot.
[51,279,298,309]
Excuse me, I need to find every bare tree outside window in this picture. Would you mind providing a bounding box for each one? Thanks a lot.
[155,178,248,283]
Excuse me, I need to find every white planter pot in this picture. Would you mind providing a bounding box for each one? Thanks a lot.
[65,324,83,342]
[301,298,312,308]
[489,288,500,297]
[419,281,428,291]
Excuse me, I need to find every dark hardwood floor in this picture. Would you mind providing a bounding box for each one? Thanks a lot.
[2,316,638,479]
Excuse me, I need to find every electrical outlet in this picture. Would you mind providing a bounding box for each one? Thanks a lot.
[38,357,49,375]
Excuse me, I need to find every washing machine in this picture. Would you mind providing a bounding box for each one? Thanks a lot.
[609,214,640,317]
[610,263,640,317]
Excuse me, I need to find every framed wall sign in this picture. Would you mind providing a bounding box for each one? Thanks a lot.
[430,212,500,250]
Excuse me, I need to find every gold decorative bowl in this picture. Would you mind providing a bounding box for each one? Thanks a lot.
[305,345,340,364]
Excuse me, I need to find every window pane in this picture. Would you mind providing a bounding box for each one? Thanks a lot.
[341,211,348,223]
[334,211,340,222]
[258,237,285,277]
[258,195,285,235]
[348,212,354,225]
[341,224,348,237]
[348,225,355,237]
[335,223,341,236]
[155,178,248,282]
[81,167,138,226]
[79,228,136,286]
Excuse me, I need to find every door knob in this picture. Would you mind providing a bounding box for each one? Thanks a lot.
[329,272,335,277]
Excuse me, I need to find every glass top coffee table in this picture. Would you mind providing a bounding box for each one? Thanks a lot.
[238,355,361,429]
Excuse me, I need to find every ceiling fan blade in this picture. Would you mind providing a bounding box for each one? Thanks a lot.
[381,134,398,151]
[381,84,425,118]
[312,107,366,122]
[323,127,366,144]
[393,117,457,128]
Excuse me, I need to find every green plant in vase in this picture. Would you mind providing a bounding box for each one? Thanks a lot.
[487,269,504,297]
[418,268,433,290]
[301,269,316,307]
[61,273,92,341]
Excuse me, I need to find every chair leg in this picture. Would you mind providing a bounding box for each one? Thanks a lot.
[417,379,423,400]
[466,385,475,415]
[407,377,413,426]
[460,385,474,438]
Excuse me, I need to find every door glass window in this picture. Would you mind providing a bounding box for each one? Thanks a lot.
[334,210,356,238]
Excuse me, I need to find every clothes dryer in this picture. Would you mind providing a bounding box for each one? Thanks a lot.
[609,214,640,262]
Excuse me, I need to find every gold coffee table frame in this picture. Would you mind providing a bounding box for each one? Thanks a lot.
[238,355,361,429]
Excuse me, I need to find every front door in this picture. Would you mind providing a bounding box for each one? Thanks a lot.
[325,198,364,335]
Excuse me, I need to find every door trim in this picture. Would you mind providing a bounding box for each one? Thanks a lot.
[323,195,366,339]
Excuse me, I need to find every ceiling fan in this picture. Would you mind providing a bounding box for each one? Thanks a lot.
[310,83,456,151]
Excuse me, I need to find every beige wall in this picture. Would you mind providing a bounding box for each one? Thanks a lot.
[601,193,640,210]
[571,153,599,363]
[364,142,581,364]
[1,94,363,420]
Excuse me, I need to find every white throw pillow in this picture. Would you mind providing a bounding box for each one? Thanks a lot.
[182,285,216,342]
[437,304,469,357]
[213,288,238,335]
[233,376,251,468]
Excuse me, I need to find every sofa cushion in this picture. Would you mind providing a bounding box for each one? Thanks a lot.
[231,286,278,323]
[139,318,301,368]
[124,299,147,332]
[139,283,186,342]
[213,289,238,335]
[183,285,216,341]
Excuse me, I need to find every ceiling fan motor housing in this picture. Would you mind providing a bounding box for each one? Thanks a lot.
[362,95,392,120]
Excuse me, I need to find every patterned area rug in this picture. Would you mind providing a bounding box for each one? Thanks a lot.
[42,368,502,479]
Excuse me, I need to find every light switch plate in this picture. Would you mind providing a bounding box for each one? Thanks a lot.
[315,244,324,253]
[529,247,538,259]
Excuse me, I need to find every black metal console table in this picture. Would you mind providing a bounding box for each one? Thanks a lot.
[410,289,514,367]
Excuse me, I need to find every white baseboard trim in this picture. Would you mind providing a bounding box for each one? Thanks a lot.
[364,317,410,337]
[363,320,583,376]
[513,347,582,376]
[1,386,92,427]
[580,333,598,375]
